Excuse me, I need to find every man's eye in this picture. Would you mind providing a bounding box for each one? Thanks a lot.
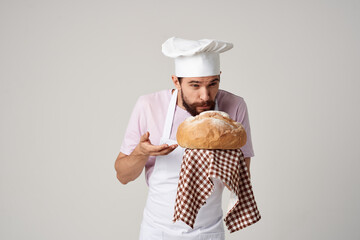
[191,85,200,87]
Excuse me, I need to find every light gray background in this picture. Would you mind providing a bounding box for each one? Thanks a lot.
[1,0,359,239]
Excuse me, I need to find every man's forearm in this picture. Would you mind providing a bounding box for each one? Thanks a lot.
[114,147,149,185]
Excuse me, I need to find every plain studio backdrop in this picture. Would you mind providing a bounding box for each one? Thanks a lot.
[1,0,359,239]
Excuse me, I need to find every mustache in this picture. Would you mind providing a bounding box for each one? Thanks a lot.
[194,101,215,107]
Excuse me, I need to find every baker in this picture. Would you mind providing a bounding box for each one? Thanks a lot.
[114,37,255,240]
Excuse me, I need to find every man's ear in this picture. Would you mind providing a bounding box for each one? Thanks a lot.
[171,75,181,90]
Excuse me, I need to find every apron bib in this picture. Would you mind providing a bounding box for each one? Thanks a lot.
[139,89,225,240]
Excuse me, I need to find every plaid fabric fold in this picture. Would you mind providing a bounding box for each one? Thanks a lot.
[173,148,261,233]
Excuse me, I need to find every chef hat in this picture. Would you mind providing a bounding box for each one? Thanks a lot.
[162,37,233,77]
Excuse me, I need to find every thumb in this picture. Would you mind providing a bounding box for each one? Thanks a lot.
[140,131,150,142]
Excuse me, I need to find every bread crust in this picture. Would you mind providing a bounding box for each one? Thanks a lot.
[176,111,247,149]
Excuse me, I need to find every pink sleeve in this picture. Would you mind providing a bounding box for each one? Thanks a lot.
[120,96,147,155]
[236,100,255,158]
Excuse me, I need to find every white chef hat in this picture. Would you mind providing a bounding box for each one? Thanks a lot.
[162,37,233,77]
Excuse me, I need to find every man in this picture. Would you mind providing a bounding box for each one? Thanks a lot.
[114,37,255,239]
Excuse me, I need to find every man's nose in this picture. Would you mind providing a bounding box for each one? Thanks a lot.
[199,87,210,102]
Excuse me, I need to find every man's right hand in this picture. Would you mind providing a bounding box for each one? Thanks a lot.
[134,131,178,157]
[114,131,178,184]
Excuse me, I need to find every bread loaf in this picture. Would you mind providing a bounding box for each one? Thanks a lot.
[176,111,247,149]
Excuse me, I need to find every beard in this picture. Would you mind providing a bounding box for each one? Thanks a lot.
[181,89,216,116]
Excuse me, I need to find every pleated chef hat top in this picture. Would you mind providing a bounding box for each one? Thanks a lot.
[162,37,233,77]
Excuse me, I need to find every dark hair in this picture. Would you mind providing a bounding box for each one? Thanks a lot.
[177,77,183,84]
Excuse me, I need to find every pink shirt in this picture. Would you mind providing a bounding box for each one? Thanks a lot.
[120,89,255,185]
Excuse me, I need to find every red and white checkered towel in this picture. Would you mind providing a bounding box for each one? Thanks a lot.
[173,148,261,233]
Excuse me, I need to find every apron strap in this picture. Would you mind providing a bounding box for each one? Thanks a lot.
[162,89,178,139]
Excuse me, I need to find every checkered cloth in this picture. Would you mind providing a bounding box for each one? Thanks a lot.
[173,148,261,233]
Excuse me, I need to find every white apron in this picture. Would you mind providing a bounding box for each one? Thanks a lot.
[139,89,225,240]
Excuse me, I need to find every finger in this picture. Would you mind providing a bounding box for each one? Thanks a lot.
[140,131,149,142]
[143,143,170,153]
[153,148,175,156]
[152,145,178,156]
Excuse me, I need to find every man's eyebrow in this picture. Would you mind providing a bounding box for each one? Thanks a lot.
[188,80,201,84]
[188,79,220,84]
[210,78,220,82]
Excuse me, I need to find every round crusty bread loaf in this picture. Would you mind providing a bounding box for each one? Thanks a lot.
[176,110,247,149]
